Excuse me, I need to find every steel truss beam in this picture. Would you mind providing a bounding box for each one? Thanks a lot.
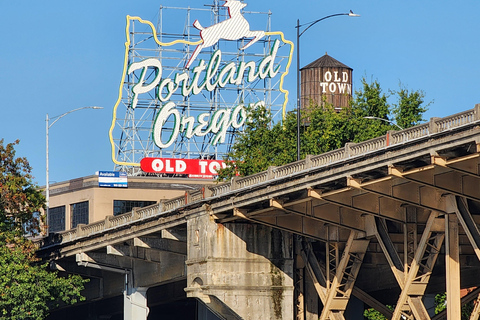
[446,195,480,320]
[232,207,330,241]
[388,165,480,203]
[300,240,328,304]
[319,231,370,320]
[309,188,405,223]
[347,176,447,214]
[451,196,480,261]
[469,290,480,320]
[431,154,480,179]
[445,210,461,320]
[272,198,366,232]
[300,239,393,319]
[370,211,444,320]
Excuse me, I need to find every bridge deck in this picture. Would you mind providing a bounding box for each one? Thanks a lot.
[39,105,480,320]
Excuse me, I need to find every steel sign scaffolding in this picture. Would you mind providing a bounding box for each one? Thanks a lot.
[111,1,292,175]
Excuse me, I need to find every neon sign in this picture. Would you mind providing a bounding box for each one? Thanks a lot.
[140,158,227,179]
[109,1,294,169]
[128,41,280,107]
[152,102,261,149]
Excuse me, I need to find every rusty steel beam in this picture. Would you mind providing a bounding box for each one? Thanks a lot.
[389,166,480,203]
[431,154,480,179]
[445,211,461,320]
[309,188,404,223]
[390,211,444,320]
[347,176,447,214]
[319,231,370,320]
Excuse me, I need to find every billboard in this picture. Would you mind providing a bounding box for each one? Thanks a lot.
[140,158,227,179]
[109,1,293,175]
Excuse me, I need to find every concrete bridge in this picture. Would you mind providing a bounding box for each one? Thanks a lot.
[39,105,480,320]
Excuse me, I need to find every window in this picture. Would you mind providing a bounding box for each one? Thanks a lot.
[49,206,66,233]
[71,201,89,228]
[113,200,157,216]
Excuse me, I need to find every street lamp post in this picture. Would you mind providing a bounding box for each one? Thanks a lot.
[296,11,360,161]
[364,116,404,130]
[45,106,103,235]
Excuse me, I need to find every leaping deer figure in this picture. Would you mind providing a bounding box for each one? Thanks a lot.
[185,0,265,69]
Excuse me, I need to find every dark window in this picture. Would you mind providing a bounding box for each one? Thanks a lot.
[49,206,66,233]
[71,201,89,228]
[113,200,157,216]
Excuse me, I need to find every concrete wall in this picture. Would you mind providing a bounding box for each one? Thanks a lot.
[185,213,294,319]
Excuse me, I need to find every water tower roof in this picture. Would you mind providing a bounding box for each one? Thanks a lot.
[301,53,352,71]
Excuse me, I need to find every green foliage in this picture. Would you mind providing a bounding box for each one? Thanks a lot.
[462,300,475,319]
[435,292,474,320]
[0,140,88,319]
[350,78,392,142]
[302,103,352,155]
[392,84,430,129]
[435,292,447,314]
[0,233,87,320]
[363,306,393,320]
[0,139,44,235]
[218,77,429,180]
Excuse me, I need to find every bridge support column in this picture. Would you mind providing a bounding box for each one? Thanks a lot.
[446,197,461,320]
[124,287,149,320]
[185,210,294,319]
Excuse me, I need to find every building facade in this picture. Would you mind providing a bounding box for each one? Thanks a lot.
[46,174,213,233]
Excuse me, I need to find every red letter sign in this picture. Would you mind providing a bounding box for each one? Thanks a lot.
[140,158,227,179]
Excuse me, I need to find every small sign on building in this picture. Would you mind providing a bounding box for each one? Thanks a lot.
[98,171,128,188]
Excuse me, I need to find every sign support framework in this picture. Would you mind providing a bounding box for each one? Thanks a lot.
[110,1,293,175]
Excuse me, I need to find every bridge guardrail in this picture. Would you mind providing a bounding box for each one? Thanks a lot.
[42,104,480,247]
[311,148,346,167]
[390,123,430,144]
[435,108,476,131]
[349,136,387,156]
[234,171,269,190]
[210,182,232,197]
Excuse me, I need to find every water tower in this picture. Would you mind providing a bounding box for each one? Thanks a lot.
[300,53,353,111]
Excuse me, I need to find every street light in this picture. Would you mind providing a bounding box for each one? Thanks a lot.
[296,11,360,161]
[364,116,404,130]
[45,106,103,235]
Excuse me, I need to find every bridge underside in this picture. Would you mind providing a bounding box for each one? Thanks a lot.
[40,122,480,320]
[210,131,480,320]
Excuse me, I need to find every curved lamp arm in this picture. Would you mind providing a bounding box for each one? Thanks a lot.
[49,106,103,129]
[45,105,103,235]
[298,12,359,38]
[364,116,404,130]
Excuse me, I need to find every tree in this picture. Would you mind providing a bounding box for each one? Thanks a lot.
[218,105,293,179]
[364,306,393,320]
[219,77,429,180]
[350,78,392,143]
[392,84,430,129]
[0,140,44,234]
[0,140,87,319]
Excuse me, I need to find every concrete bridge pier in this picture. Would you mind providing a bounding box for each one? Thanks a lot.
[185,209,294,319]
[124,286,149,320]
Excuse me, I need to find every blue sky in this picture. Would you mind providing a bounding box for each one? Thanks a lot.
[1,1,479,186]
